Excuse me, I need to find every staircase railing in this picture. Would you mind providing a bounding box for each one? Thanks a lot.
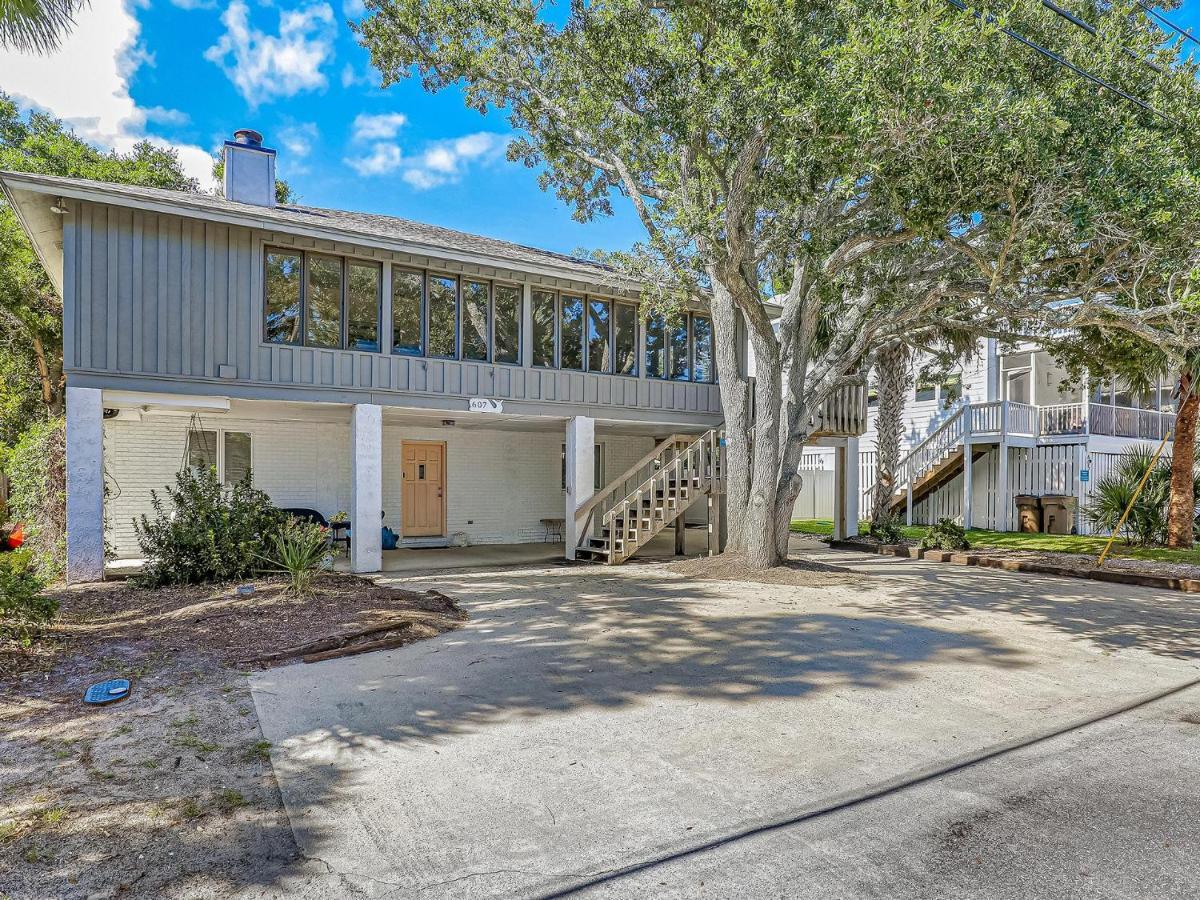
[578,429,724,563]
[860,404,966,517]
[574,432,699,549]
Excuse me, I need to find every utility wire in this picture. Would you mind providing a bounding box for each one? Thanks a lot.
[947,0,1169,121]
[1041,0,1163,72]
[1136,0,1200,50]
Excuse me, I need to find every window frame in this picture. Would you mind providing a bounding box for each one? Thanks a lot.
[425,272,461,360]
[263,246,383,354]
[612,300,639,377]
[559,293,586,371]
[185,429,253,487]
[460,277,492,363]
[644,311,714,383]
[345,258,383,353]
[531,288,560,369]
[390,265,426,357]
[492,281,523,367]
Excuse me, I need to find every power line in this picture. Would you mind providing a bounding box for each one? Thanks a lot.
[948,0,1168,121]
[1136,1,1200,50]
[1041,0,1163,72]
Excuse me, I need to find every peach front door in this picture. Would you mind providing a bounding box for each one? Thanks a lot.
[401,441,446,537]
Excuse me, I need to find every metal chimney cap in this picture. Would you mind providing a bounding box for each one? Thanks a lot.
[233,128,263,147]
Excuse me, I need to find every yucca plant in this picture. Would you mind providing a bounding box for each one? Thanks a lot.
[1083,447,1191,547]
[267,517,330,596]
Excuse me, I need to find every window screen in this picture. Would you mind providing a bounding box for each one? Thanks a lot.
[347,262,380,352]
[428,275,458,358]
[494,284,521,364]
[462,280,490,361]
[613,303,637,375]
[224,432,252,486]
[264,251,302,344]
[560,295,584,370]
[305,254,343,348]
[532,290,556,367]
[392,269,424,356]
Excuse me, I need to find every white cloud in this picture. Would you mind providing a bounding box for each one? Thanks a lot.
[204,1,336,107]
[402,132,507,189]
[342,0,367,17]
[341,62,381,89]
[351,112,407,141]
[278,122,319,158]
[0,1,215,189]
[346,143,403,176]
[169,0,217,8]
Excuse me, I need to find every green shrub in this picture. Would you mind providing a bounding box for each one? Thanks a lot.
[133,467,283,587]
[920,518,970,551]
[4,418,66,578]
[265,517,329,596]
[0,550,55,643]
[868,514,905,545]
[1083,447,1190,546]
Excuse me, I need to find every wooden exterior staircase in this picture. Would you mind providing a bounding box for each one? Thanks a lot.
[574,429,725,565]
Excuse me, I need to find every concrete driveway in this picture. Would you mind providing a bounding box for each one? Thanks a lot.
[248,543,1200,898]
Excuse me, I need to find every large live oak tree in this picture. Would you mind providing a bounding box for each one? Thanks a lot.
[358,0,1200,567]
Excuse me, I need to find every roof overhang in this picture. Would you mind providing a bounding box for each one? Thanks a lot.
[0,170,643,294]
[1,178,67,297]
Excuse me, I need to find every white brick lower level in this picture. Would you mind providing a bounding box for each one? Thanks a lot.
[103,411,655,559]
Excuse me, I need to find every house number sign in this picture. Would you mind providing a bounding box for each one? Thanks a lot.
[468,398,504,413]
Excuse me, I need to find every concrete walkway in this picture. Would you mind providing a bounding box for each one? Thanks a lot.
[249,542,1200,898]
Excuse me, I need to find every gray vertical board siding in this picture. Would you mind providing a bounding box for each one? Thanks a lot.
[68,201,724,418]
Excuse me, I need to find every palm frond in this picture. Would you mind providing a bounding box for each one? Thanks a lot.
[0,0,87,55]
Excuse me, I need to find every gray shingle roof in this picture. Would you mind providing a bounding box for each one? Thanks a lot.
[0,170,621,283]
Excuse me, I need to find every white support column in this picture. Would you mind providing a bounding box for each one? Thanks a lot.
[1075,444,1088,535]
[832,442,847,540]
[962,439,974,529]
[844,437,860,537]
[564,416,595,559]
[962,411,974,529]
[998,400,1011,531]
[66,387,105,583]
[350,404,383,573]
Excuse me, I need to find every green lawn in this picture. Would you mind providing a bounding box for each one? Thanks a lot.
[790,519,1200,565]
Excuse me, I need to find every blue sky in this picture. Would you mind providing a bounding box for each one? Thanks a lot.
[0,0,641,257]
[1,1,1198,258]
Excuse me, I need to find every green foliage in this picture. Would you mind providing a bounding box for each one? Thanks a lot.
[0,93,198,435]
[920,518,970,552]
[133,467,284,587]
[265,516,329,596]
[1083,447,1191,547]
[867,514,905,545]
[3,416,65,577]
[0,550,55,643]
[0,0,85,54]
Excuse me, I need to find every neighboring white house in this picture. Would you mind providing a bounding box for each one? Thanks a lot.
[794,339,1175,534]
[1,129,867,581]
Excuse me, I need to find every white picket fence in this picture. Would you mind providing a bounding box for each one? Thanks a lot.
[795,446,1144,535]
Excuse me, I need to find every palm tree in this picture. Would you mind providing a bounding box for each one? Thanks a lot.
[0,0,86,54]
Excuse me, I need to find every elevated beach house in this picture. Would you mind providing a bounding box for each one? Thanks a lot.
[1,129,866,581]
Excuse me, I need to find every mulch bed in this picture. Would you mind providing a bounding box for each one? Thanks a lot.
[2,573,467,694]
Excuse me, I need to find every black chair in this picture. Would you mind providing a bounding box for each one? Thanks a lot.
[279,507,329,528]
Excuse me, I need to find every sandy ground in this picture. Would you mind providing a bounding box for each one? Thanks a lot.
[247,540,1200,898]
[0,575,464,899]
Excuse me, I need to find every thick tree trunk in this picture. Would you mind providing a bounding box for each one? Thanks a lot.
[871,342,912,524]
[1167,371,1197,549]
[708,280,752,552]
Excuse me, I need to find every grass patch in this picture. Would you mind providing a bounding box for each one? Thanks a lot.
[214,789,247,814]
[791,519,1200,564]
[173,733,220,754]
[243,740,271,763]
[179,798,204,820]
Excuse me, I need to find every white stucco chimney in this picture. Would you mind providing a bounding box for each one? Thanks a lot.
[223,128,276,207]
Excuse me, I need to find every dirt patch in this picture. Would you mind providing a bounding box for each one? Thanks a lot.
[665,552,867,587]
[0,574,465,899]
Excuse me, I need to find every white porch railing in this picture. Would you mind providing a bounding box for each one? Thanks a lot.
[859,399,1176,519]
